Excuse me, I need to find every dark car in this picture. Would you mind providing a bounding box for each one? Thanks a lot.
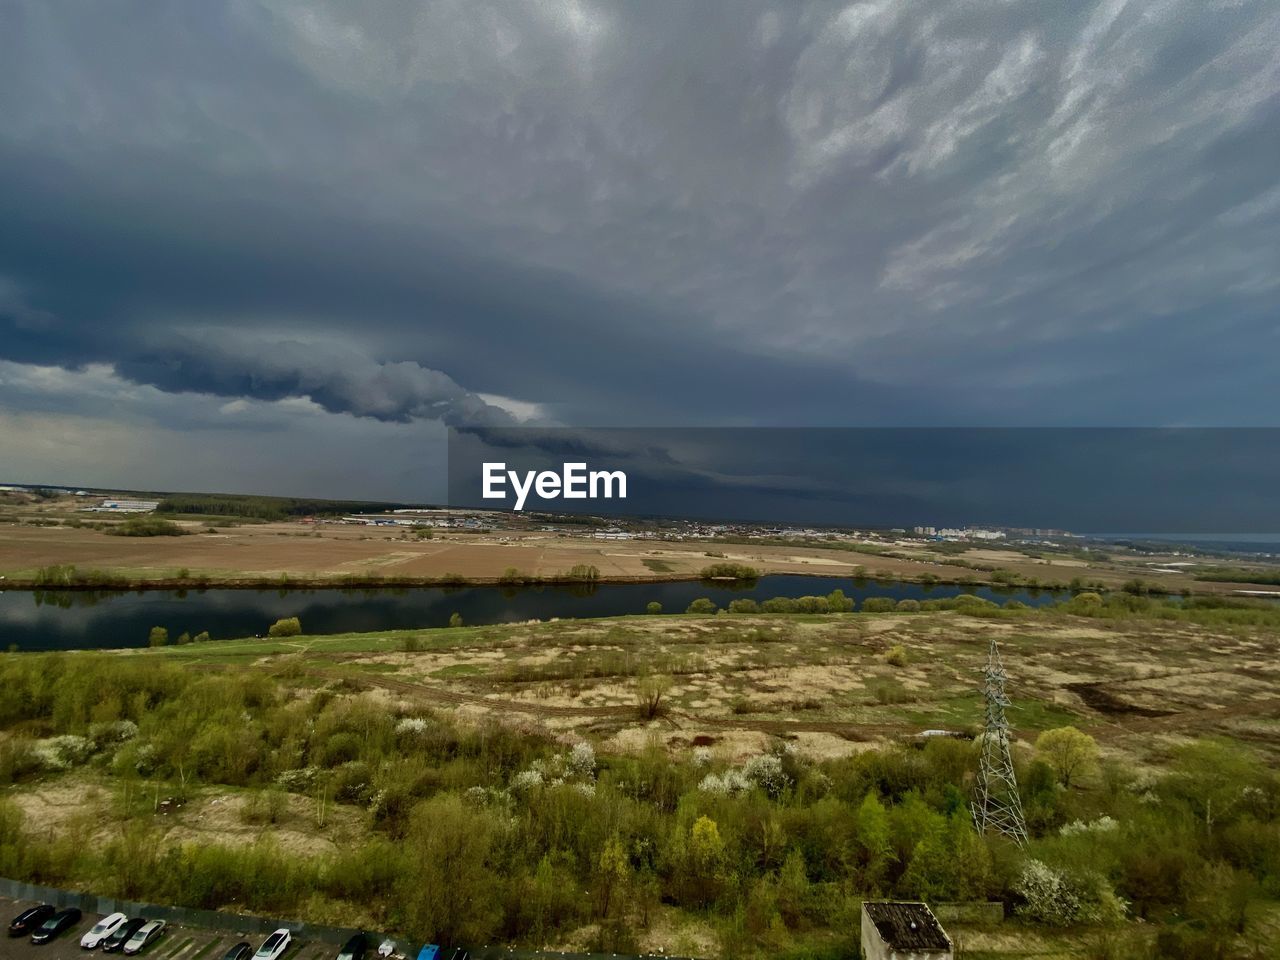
[9,905,56,938]
[30,908,82,944]
[223,943,253,960]
[337,934,367,960]
[102,919,147,953]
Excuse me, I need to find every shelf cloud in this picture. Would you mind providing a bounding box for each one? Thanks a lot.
[1,0,1278,496]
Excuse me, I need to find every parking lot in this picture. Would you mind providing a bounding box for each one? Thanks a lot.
[1,901,340,960]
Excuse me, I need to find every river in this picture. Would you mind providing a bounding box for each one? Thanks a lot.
[0,575,1065,651]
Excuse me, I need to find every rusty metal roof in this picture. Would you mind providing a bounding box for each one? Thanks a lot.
[863,901,951,951]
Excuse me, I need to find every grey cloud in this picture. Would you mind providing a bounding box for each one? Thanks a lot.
[114,335,517,427]
[1,0,1280,499]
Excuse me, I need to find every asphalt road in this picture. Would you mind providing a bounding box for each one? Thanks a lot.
[1,901,336,960]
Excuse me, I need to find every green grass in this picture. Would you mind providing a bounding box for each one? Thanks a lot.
[431,663,487,678]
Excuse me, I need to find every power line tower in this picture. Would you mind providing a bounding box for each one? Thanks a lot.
[972,637,1028,844]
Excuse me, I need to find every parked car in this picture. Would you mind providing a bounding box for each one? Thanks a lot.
[254,929,292,960]
[31,908,83,944]
[338,934,368,960]
[8,905,55,937]
[102,919,147,953]
[122,920,166,955]
[222,942,253,960]
[81,913,129,949]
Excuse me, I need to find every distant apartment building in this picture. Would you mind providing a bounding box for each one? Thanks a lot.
[861,901,953,960]
[914,525,1005,540]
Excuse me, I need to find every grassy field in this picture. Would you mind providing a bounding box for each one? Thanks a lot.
[2,604,1279,957]
[150,607,1280,766]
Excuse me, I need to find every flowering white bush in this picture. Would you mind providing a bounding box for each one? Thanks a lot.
[89,719,138,745]
[34,735,95,771]
[567,742,596,779]
[512,768,545,793]
[395,717,430,737]
[1060,816,1118,836]
[1015,859,1126,925]
[1015,859,1081,926]
[133,743,158,776]
[698,770,751,796]
[693,747,712,767]
[743,754,790,798]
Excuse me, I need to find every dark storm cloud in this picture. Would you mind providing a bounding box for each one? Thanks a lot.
[1,1,1279,499]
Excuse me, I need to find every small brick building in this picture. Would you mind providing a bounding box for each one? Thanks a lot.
[860,901,953,960]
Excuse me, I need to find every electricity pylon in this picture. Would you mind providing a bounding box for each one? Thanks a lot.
[971,637,1028,844]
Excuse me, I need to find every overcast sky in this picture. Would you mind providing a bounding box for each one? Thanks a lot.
[2,1,1278,502]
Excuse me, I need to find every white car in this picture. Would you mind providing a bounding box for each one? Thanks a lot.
[122,920,166,955]
[254,929,292,960]
[81,913,128,949]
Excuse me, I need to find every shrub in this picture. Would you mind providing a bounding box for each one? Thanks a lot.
[635,674,671,720]
[687,597,718,614]
[700,563,759,580]
[826,588,855,612]
[267,617,302,637]
[743,754,791,798]
[884,645,909,667]
[728,598,759,614]
[895,598,920,612]
[860,597,896,613]
[1014,859,1126,926]
[108,516,189,537]
[449,613,464,628]
[148,626,169,647]
[646,601,662,615]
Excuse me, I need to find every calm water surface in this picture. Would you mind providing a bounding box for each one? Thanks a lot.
[0,575,1064,651]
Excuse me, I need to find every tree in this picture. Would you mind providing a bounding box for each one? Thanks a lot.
[646,601,662,615]
[594,834,631,920]
[397,794,500,944]
[686,597,717,614]
[1035,726,1099,788]
[449,612,463,628]
[148,626,169,647]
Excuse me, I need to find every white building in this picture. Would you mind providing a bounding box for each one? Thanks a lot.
[88,498,160,513]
